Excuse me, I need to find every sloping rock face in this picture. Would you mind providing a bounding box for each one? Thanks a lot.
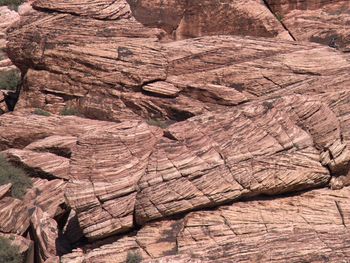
[266,0,350,50]
[61,187,350,263]
[3,0,350,262]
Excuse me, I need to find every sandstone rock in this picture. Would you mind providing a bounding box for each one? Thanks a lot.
[265,0,350,51]
[0,6,19,33]
[62,210,84,244]
[65,121,162,239]
[62,187,350,262]
[0,233,34,262]
[5,0,350,261]
[7,16,350,122]
[30,207,59,263]
[25,135,77,158]
[0,113,135,150]
[33,0,132,20]
[23,178,67,218]
[0,183,11,199]
[2,149,70,180]
[62,95,350,240]
[0,179,66,235]
[128,0,291,40]
[0,197,29,234]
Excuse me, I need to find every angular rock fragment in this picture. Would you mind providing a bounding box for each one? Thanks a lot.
[65,122,162,239]
[30,207,59,263]
[0,183,11,199]
[0,233,34,262]
[62,187,350,262]
[2,149,70,180]
[25,135,77,158]
[0,197,29,234]
[265,0,350,51]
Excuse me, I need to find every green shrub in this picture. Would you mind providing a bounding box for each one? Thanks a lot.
[0,51,5,61]
[146,118,174,129]
[126,251,142,263]
[33,108,51,117]
[60,106,80,116]
[0,0,24,10]
[0,155,32,199]
[0,70,20,91]
[275,12,284,22]
[0,237,23,263]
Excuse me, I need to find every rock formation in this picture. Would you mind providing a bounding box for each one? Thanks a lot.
[1,0,350,262]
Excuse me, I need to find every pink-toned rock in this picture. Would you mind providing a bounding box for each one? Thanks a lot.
[25,135,77,157]
[0,179,66,235]
[62,94,350,240]
[62,187,350,263]
[30,207,59,263]
[0,233,34,262]
[0,197,29,234]
[0,183,11,199]
[0,113,139,151]
[266,0,350,51]
[23,178,67,217]
[65,121,162,239]
[2,149,70,180]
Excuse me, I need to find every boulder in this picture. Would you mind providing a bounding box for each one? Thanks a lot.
[25,135,77,158]
[0,233,34,263]
[30,207,59,263]
[2,149,70,180]
[0,183,11,199]
[62,187,350,262]
[0,179,66,235]
[64,95,350,240]
[265,0,350,51]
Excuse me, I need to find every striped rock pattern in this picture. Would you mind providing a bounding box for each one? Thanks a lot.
[61,187,350,263]
[2,149,70,180]
[266,0,350,51]
[60,94,348,239]
[3,0,350,262]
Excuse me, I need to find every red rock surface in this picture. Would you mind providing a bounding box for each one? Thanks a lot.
[62,187,350,262]
[2,0,350,262]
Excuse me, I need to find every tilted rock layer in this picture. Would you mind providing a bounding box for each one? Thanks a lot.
[2,0,350,262]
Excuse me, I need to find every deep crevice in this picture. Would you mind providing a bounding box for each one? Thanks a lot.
[262,0,296,41]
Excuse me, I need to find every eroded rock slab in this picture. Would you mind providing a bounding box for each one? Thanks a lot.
[62,187,350,263]
[31,207,59,263]
[62,95,350,240]
[2,149,70,180]
[266,0,350,51]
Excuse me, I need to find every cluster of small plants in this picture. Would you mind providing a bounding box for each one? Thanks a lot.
[0,155,32,199]
[0,70,20,91]
[33,108,51,117]
[126,251,142,263]
[146,118,175,129]
[0,0,24,10]
[0,237,23,263]
[60,106,80,116]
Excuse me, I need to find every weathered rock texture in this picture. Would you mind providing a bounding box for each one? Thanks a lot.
[266,0,350,51]
[62,187,350,263]
[3,0,350,262]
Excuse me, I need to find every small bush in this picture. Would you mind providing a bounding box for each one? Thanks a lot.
[33,108,51,117]
[126,251,142,263]
[0,51,5,61]
[0,237,23,263]
[0,155,32,199]
[0,0,24,11]
[0,70,20,91]
[60,106,80,116]
[275,12,284,22]
[146,118,174,129]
